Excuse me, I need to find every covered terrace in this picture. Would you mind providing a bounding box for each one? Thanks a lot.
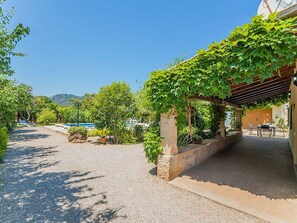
[157,63,297,181]
[144,12,297,181]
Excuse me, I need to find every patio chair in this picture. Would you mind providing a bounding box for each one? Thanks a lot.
[249,124,255,135]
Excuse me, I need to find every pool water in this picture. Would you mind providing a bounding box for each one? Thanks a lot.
[64,123,95,128]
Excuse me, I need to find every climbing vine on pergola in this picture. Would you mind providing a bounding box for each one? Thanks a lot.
[145,14,297,118]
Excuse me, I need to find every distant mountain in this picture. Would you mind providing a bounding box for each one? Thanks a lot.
[50,94,81,106]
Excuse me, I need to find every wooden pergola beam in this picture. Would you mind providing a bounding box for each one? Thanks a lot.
[189,95,241,108]
[227,87,289,104]
[228,88,289,105]
[229,65,295,92]
[227,78,291,101]
[230,72,293,95]
[230,84,290,101]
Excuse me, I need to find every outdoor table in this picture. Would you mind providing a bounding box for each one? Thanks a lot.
[257,124,276,137]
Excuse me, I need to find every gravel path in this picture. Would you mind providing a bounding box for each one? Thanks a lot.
[0,127,264,223]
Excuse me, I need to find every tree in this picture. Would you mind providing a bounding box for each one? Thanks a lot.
[0,0,30,129]
[134,88,157,123]
[81,93,96,122]
[57,106,72,123]
[92,82,136,144]
[25,96,58,122]
[37,109,56,125]
[81,93,96,110]
[0,0,30,76]
[70,98,82,126]
[0,77,32,129]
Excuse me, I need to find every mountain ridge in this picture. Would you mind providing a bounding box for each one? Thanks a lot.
[50,94,82,106]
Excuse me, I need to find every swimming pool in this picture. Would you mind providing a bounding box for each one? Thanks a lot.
[63,123,95,128]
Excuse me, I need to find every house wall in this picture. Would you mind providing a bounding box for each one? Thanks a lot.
[272,104,289,126]
[289,83,297,165]
[225,111,232,128]
[242,109,272,129]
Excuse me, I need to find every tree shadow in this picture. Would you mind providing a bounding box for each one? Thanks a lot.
[182,136,297,200]
[13,128,39,133]
[0,142,126,222]
[10,129,50,142]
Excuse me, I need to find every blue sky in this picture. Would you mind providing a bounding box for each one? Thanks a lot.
[6,0,261,96]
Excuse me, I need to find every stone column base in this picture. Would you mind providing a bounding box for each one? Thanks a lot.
[157,154,180,181]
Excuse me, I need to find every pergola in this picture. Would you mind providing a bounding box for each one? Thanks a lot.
[157,63,296,181]
[153,11,297,181]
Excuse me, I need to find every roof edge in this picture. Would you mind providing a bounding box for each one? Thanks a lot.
[278,3,297,19]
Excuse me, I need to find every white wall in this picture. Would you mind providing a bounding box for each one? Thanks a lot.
[272,104,289,127]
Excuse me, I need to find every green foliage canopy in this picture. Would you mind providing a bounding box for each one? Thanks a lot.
[145,14,297,116]
[0,1,30,76]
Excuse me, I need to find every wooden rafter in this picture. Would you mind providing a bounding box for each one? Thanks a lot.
[191,64,295,106]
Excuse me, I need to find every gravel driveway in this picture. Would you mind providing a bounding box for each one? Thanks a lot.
[0,127,263,223]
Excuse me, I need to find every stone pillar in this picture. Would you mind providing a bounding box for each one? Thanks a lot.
[160,113,178,156]
[218,106,226,137]
[219,119,226,137]
[235,108,243,131]
[157,112,179,181]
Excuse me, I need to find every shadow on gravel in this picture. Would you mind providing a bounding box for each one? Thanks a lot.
[0,142,126,222]
[12,128,38,134]
[10,131,50,142]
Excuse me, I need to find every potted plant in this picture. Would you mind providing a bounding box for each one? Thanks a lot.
[99,128,110,144]
[192,134,203,144]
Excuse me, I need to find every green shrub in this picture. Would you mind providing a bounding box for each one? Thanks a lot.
[0,128,8,161]
[68,127,88,137]
[89,127,138,144]
[88,128,111,137]
[133,125,144,142]
[37,109,56,125]
[143,126,163,164]
[88,129,101,137]
[116,128,137,144]
[100,128,111,137]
